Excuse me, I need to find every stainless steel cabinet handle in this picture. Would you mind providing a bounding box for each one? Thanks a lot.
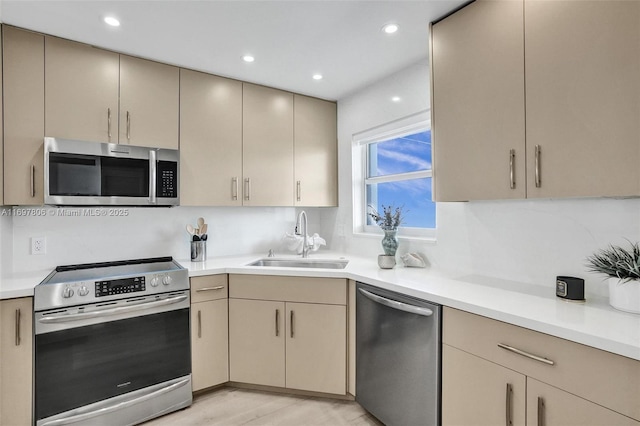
[232,177,238,201]
[197,310,202,339]
[535,145,541,188]
[296,180,301,202]
[15,309,21,346]
[126,111,131,143]
[358,288,433,317]
[509,149,516,190]
[244,178,251,201]
[505,383,513,426]
[537,396,545,426]
[290,310,294,338]
[31,165,36,197]
[275,309,280,337]
[195,286,224,292]
[107,108,112,141]
[498,343,555,365]
[40,377,190,426]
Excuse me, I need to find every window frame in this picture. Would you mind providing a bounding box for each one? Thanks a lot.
[352,110,436,241]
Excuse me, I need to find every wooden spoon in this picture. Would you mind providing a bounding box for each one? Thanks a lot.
[200,224,208,236]
[197,217,205,231]
[186,224,196,236]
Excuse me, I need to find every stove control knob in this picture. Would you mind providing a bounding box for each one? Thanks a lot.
[62,287,74,298]
[162,275,172,286]
[150,276,159,287]
[78,286,90,297]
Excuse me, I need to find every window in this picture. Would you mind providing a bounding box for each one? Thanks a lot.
[353,112,435,239]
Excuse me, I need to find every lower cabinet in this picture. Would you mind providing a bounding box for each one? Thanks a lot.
[190,275,229,392]
[228,275,347,395]
[442,307,640,426]
[0,297,33,426]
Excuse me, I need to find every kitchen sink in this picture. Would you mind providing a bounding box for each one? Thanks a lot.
[246,258,349,269]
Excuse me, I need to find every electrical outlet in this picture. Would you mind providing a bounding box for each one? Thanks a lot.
[31,237,46,255]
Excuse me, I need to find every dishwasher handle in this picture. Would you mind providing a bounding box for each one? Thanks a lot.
[358,288,433,317]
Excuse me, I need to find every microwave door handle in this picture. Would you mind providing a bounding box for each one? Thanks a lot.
[149,149,157,205]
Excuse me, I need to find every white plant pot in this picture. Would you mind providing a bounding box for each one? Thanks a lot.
[608,277,640,314]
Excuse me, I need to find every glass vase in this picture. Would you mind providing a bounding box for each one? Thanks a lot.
[381,229,399,256]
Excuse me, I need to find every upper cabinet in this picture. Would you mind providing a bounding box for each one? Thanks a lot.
[294,95,338,207]
[431,0,526,202]
[45,37,179,148]
[180,69,243,206]
[45,36,119,144]
[431,0,640,201]
[119,55,179,149]
[242,83,294,206]
[3,26,45,205]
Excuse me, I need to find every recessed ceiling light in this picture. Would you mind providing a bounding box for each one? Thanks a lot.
[313,74,323,80]
[382,23,399,34]
[243,55,255,63]
[104,17,120,27]
[391,96,401,102]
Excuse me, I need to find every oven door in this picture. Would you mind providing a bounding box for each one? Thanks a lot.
[34,291,191,424]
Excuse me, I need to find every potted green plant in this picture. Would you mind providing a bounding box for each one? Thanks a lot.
[368,205,404,269]
[586,241,640,314]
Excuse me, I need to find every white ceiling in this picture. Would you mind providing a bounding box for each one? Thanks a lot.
[0,0,466,101]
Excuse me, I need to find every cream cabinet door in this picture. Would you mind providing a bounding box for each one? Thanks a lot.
[180,69,243,205]
[3,26,45,205]
[119,55,179,149]
[285,302,346,395]
[0,297,34,426]
[442,344,526,426]
[525,0,640,198]
[293,95,337,207]
[191,299,229,392]
[242,83,294,206]
[229,298,285,387]
[45,36,119,143]
[431,0,526,201]
[527,378,639,426]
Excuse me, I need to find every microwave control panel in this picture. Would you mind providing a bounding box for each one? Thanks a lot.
[157,161,177,198]
[95,276,146,297]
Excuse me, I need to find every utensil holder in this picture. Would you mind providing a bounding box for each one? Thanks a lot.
[191,241,206,262]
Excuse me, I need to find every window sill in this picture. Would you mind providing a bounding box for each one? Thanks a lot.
[352,231,437,244]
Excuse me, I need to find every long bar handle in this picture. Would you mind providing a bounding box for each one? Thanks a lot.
[535,145,541,188]
[107,108,112,141]
[296,180,301,202]
[244,178,251,201]
[126,111,131,142]
[509,149,515,190]
[358,288,433,317]
[537,396,545,426]
[498,343,555,365]
[506,383,513,426]
[195,286,224,292]
[290,310,294,338]
[15,309,21,346]
[31,165,36,198]
[232,177,238,201]
[197,310,202,338]
[39,294,188,323]
[275,309,280,337]
[40,377,190,426]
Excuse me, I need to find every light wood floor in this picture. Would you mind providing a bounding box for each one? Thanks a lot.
[144,387,383,426]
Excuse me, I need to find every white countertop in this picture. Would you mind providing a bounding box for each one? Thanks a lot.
[2,252,639,361]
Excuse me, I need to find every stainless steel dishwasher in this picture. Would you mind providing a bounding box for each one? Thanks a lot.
[356,282,441,426]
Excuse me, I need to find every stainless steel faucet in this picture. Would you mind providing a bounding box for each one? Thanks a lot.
[295,210,310,258]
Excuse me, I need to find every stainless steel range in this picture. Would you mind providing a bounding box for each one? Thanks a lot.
[34,257,192,426]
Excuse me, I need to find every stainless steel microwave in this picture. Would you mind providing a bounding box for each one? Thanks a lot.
[44,137,179,206]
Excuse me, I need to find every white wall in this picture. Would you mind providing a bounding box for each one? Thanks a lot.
[327,59,640,297]
[3,206,321,275]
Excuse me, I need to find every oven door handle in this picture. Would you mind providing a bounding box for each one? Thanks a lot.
[40,377,190,426]
[38,294,188,324]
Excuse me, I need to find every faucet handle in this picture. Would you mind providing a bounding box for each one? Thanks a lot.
[268,249,275,257]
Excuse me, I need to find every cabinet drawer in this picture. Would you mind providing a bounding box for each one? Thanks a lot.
[229,275,346,305]
[443,307,640,421]
[190,275,228,303]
